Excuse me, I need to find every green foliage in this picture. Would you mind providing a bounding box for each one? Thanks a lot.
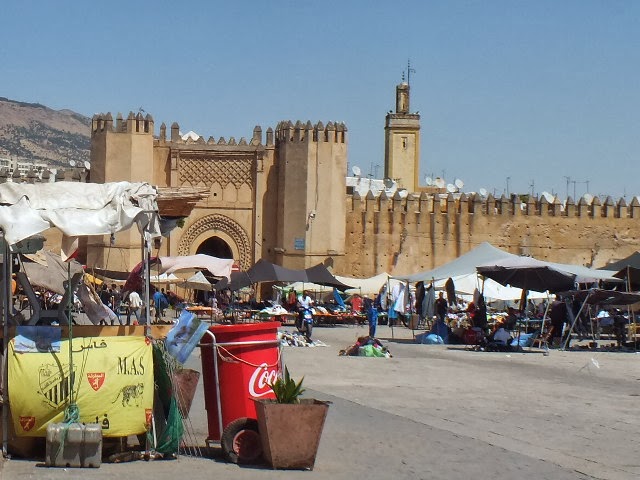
[269,366,305,404]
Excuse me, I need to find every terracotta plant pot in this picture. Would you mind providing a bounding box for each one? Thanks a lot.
[172,368,200,418]
[253,399,329,470]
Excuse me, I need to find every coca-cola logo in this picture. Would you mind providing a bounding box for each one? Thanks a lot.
[249,363,279,398]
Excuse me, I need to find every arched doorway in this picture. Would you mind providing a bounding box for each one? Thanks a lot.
[194,236,233,304]
[196,236,233,259]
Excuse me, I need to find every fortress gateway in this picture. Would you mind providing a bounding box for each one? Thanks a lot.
[86,83,640,277]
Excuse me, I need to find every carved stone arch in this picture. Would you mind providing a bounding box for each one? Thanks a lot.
[178,214,252,270]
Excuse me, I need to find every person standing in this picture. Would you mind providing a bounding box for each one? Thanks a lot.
[363,295,379,338]
[549,298,568,347]
[433,291,449,342]
[153,288,168,322]
[435,292,448,323]
[127,290,143,325]
[110,283,122,322]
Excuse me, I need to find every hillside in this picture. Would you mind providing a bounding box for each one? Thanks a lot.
[0,97,90,166]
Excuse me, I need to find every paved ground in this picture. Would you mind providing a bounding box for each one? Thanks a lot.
[2,322,639,479]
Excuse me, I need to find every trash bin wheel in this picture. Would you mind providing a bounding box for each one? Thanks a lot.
[221,417,263,464]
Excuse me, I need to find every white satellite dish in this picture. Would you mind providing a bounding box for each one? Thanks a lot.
[583,193,594,204]
[479,188,488,197]
[69,160,76,167]
[84,161,91,170]
[541,191,555,203]
[446,183,457,193]
[352,165,361,176]
[454,178,464,189]
[425,176,433,186]
[435,177,445,188]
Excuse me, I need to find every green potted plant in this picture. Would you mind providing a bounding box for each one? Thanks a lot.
[253,367,330,470]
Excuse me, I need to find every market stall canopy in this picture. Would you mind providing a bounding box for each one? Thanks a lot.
[21,250,83,295]
[545,261,621,284]
[0,181,160,259]
[477,256,577,293]
[158,254,233,279]
[86,267,130,282]
[215,259,351,291]
[599,252,640,273]
[178,271,212,290]
[557,288,640,306]
[393,242,518,283]
[304,264,354,290]
[432,274,548,302]
[150,273,180,285]
[277,272,401,296]
[597,251,640,289]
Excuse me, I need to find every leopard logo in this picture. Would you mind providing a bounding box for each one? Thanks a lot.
[112,383,144,407]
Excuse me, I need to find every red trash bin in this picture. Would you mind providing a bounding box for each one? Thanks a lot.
[200,321,281,463]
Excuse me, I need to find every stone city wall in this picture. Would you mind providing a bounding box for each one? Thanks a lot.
[339,190,640,278]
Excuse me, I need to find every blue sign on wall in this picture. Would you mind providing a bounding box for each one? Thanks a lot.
[294,238,305,250]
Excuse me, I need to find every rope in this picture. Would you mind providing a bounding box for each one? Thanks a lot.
[63,403,80,423]
[216,344,282,369]
[53,263,81,464]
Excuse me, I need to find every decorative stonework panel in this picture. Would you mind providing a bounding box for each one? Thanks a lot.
[179,156,253,189]
[178,214,252,270]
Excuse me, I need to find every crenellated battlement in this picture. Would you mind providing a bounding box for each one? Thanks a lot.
[275,120,347,144]
[92,112,276,148]
[348,191,640,219]
[0,166,87,184]
[343,189,640,277]
[91,112,154,135]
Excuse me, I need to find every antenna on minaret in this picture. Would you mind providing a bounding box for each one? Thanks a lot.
[401,70,405,82]
[407,59,416,86]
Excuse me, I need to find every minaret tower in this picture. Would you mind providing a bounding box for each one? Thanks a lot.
[384,64,421,192]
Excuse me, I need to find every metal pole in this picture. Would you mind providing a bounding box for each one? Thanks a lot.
[203,330,224,443]
[2,232,10,456]
[143,233,151,335]
[66,261,75,408]
[562,292,590,351]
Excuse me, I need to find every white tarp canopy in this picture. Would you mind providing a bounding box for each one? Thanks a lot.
[432,274,548,302]
[0,181,160,258]
[178,271,212,290]
[159,254,233,280]
[393,242,620,286]
[277,272,404,296]
[394,242,518,283]
[150,273,180,285]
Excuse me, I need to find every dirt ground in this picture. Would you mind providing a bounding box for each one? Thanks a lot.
[1,322,639,480]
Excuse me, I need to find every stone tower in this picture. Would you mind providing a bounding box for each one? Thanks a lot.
[384,82,421,192]
[274,121,348,270]
[88,112,156,271]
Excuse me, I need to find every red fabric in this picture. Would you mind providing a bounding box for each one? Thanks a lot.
[463,328,483,345]
[351,295,363,313]
[123,256,160,294]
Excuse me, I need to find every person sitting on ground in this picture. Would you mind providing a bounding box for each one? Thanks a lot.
[504,307,519,331]
[492,324,512,345]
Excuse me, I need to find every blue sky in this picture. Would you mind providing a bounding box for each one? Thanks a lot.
[2,1,638,199]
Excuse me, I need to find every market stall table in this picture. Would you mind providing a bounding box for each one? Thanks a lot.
[186,305,216,320]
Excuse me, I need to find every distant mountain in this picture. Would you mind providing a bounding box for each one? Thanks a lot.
[0,97,90,167]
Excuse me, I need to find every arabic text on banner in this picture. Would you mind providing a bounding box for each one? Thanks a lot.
[8,335,153,437]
